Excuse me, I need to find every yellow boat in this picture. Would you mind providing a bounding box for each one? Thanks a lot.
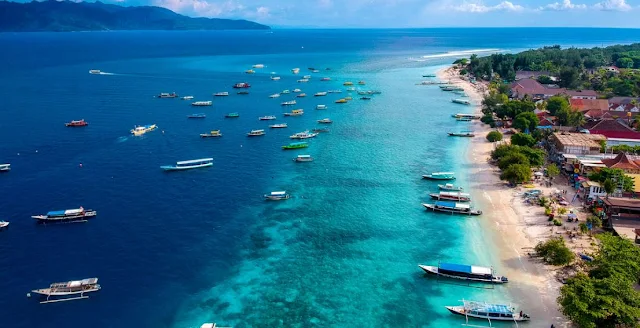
[335,98,347,103]
[522,184,536,188]
[343,81,354,86]
[200,130,222,138]
[284,109,304,116]
[130,124,157,136]
[245,69,255,74]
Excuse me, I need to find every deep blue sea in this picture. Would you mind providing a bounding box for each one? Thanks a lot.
[1,28,640,328]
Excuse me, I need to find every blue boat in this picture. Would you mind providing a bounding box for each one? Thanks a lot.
[161,158,213,171]
[31,207,97,222]
[418,262,507,283]
[422,201,481,215]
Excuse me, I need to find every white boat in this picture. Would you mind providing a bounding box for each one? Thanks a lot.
[31,278,101,304]
[452,113,481,120]
[312,70,320,73]
[314,92,327,97]
[316,105,327,110]
[259,116,276,120]
[182,96,194,100]
[269,123,288,128]
[293,88,302,93]
[321,77,331,81]
[422,172,455,180]
[297,79,309,83]
[294,155,313,162]
[283,109,304,116]
[31,207,97,223]
[270,76,281,81]
[303,75,311,79]
[264,191,290,200]
[130,124,157,136]
[452,99,471,105]
[157,92,178,98]
[281,90,291,94]
[296,93,307,98]
[247,129,266,136]
[418,263,508,283]
[89,69,101,74]
[161,158,213,171]
[290,131,318,139]
[317,118,332,124]
[269,93,281,98]
[446,300,530,323]
[346,87,356,91]
[439,183,463,191]
[327,90,342,93]
[192,101,213,106]
[252,64,265,68]
[291,68,300,74]
[201,324,231,328]
[430,191,471,202]
[0,221,9,229]
[214,92,229,97]
[0,164,10,172]
[281,100,297,106]
[422,201,482,216]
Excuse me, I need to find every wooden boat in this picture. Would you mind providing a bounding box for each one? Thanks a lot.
[31,278,100,304]
[335,98,348,103]
[32,207,97,222]
[0,164,10,172]
[452,98,471,105]
[282,142,308,150]
[264,191,290,200]
[419,263,508,283]
[161,158,213,171]
[317,118,332,124]
[429,191,471,202]
[446,300,530,323]
[294,155,313,162]
[0,221,9,229]
[283,109,304,116]
[439,183,463,191]
[225,113,239,118]
[448,131,475,137]
[269,123,288,129]
[192,101,213,106]
[65,119,88,127]
[343,81,354,86]
[188,113,206,119]
[200,130,222,138]
[259,116,276,121]
[247,129,265,136]
[422,201,482,215]
[360,97,372,100]
[233,82,250,88]
[422,172,455,180]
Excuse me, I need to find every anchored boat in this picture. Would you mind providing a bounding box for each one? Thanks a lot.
[225,113,239,118]
[422,172,455,180]
[264,191,290,200]
[294,155,313,162]
[282,142,308,150]
[284,109,304,116]
[317,118,332,124]
[188,113,206,119]
[448,131,475,137]
[65,119,88,127]
[281,100,297,106]
[200,130,222,138]
[247,129,266,136]
[259,116,276,121]
[32,207,97,222]
[290,131,318,139]
[233,82,250,88]
[269,123,288,129]
[422,201,482,215]
[446,300,530,323]
[131,124,157,136]
[161,158,213,171]
[439,183,463,191]
[213,92,229,97]
[419,263,508,283]
[0,221,10,229]
[316,105,327,110]
[157,92,178,98]
[315,92,328,96]
[192,101,212,106]
[0,164,10,172]
[429,191,471,202]
[31,278,101,304]
[452,98,471,105]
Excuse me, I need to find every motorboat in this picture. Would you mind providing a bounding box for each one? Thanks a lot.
[89,70,101,74]
[296,93,307,98]
[214,92,229,97]
[452,113,481,120]
[445,300,529,322]
[316,105,327,110]
[291,68,300,74]
[187,113,206,119]
[422,74,436,77]
[31,278,101,304]
[192,101,213,106]
[297,79,309,83]
[259,116,276,121]
[233,82,250,89]
[294,155,313,162]
[0,164,9,172]
[157,92,178,98]
[448,131,475,137]
[311,69,320,73]
[293,88,302,93]
[281,90,291,94]
[131,124,157,136]
[290,131,318,139]
[303,75,311,79]
[281,100,297,106]
[358,81,366,85]
[270,76,281,81]
[283,109,304,116]
[439,183,463,191]
[264,191,290,200]
[321,77,331,81]
[0,221,10,229]
[269,123,288,128]
[247,129,266,136]
[452,99,471,105]
[182,96,194,100]
[252,64,265,68]
[327,90,342,93]
[314,92,327,97]
[335,99,348,103]
[422,172,455,180]
[161,158,213,171]
[343,82,354,86]
[200,130,222,138]
[282,142,308,150]
[225,113,239,118]
[269,93,281,98]
[346,87,356,91]
[422,201,482,215]
[429,191,471,202]
[344,96,353,100]
[65,119,88,127]
[317,118,332,124]
[419,263,508,284]
[32,207,97,223]
[245,69,255,74]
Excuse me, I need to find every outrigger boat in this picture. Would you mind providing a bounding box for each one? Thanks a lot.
[294,155,313,162]
[31,278,101,304]
[192,101,213,106]
[419,262,507,284]
[247,129,265,136]
[200,130,222,138]
[422,172,455,180]
[32,207,97,222]
[282,142,308,150]
[269,123,288,129]
[449,131,475,137]
[264,191,290,200]
[446,300,530,324]
[283,109,304,116]
[161,158,213,171]
[290,131,318,139]
[65,119,88,127]
[452,98,471,105]
[0,164,11,172]
[429,191,471,202]
[422,201,482,215]
[439,183,463,191]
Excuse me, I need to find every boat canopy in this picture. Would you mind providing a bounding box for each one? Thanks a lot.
[463,300,514,315]
[270,191,287,196]
[251,129,265,133]
[435,201,470,210]
[47,208,83,216]
[440,192,470,197]
[298,155,311,158]
[176,158,213,166]
[440,263,491,275]
[289,142,308,146]
[433,172,455,175]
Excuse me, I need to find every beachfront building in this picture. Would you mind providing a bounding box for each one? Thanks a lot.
[602,152,640,174]
[601,197,640,245]
[583,119,640,140]
[581,180,607,200]
[510,78,598,100]
[550,132,606,159]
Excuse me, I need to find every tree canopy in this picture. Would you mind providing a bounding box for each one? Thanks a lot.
[510,133,536,147]
[535,237,574,265]
[589,168,635,192]
[499,163,531,184]
[512,112,539,132]
[486,130,503,142]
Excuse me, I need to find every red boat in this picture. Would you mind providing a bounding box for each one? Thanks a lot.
[233,82,251,89]
[65,119,88,127]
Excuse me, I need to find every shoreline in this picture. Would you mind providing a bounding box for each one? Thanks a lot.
[436,66,571,327]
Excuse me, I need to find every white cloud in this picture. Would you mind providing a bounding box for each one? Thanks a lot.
[539,0,586,11]
[451,1,524,13]
[255,6,270,19]
[153,0,245,17]
[593,0,632,11]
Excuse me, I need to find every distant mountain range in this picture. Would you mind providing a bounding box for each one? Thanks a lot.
[0,0,270,32]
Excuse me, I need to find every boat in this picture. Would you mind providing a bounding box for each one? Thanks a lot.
[237,91,249,95]
[294,155,313,162]
[89,70,101,74]
[225,113,239,118]
[422,201,482,215]
[360,97,372,100]
[161,158,213,171]
[312,69,320,73]
[343,82,354,86]
[200,130,222,138]
[335,99,347,103]
[303,75,311,79]
[31,278,101,304]
[65,119,88,127]
[245,69,255,74]
[252,64,265,68]
[445,300,529,323]
[264,191,290,200]
[293,88,302,93]
[296,93,307,98]
[182,96,194,100]
[233,82,251,89]
[157,92,178,98]
[214,92,229,97]
[290,131,318,139]
[269,93,281,98]
[284,109,304,116]
[358,81,366,85]
[448,131,475,137]
[317,118,332,124]
[439,183,463,191]
[357,91,369,95]
[452,113,481,120]
[346,87,356,91]
[269,123,288,128]
[312,128,330,133]
[457,117,473,122]
[316,105,327,110]
[422,74,436,77]
[370,90,382,94]
[315,92,328,97]
[130,124,157,136]
[247,129,265,136]
[201,324,231,328]
[345,96,353,101]
[327,90,342,93]
[281,89,291,94]
[291,68,300,74]
[270,76,281,81]
[192,101,213,106]
[297,79,309,83]
[32,207,97,222]
[321,77,331,81]
[0,221,9,229]
[429,191,471,202]
[452,99,471,105]
[259,116,276,121]
[422,172,455,180]
[0,164,10,172]
[188,113,206,119]
[419,263,508,283]
[282,142,308,150]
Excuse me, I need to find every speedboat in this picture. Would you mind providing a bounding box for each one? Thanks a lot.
[65,119,88,127]
[32,207,97,223]
[296,93,307,98]
[89,70,101,74]
[0,164,10,172]
[269,123,288,128]
[157,92,178,98]
[314,92,327,97]
[259,116,276,121]
[360,97,372,100]
[264,191,290,200]
[281,100,297,106]
[346,87,356,91]
[446,300,529,322]
[283,109,304,116]
[247,129,266,136]
[419,263,507,284]
[311,69,320,73]
[316,105,327,110]
[233,82,250,89]
[317,118,332,124]
[182,96,194,100]
[200,130,222,138]
[269,93,281,98]
[291,68,300,74]
[0,221,10,229]
[214,92,229,97]
[293,88,302,93]
[192,101,212,106]
[161,158,213,171]
[131,124,157,136]
[252,64,265,68]
[294,155,313,162]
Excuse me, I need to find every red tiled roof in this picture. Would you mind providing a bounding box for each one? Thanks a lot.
[602,152,640,170]
[564,90,598,97]
[571,99,609,111]
[587,119,640,139]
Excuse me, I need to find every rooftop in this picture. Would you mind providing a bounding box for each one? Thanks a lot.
[583,119,640,140]
[603,197,640,209]
[602,152,640,170]
[571,99,609,111]
[553,132,606,148]
[564,90,598,97]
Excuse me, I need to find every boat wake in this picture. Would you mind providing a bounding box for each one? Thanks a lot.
[98,72,115,75]
[116,136,129,143]
[409,49,504,62]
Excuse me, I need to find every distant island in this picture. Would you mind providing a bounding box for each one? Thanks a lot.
[0,0,270,32]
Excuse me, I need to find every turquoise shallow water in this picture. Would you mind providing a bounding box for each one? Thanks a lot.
[2,29,640,328]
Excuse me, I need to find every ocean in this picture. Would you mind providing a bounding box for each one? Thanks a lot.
[1,28,639,328]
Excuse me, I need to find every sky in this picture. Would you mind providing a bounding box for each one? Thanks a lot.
[34,0,640,27]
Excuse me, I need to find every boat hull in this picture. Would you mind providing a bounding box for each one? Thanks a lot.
[422,204,481,216]
[161,163,213,171]
[32,211,97,223]
[422,175,455,180]
[445,306,529,322]
[418,265,506,284]
[429,194,471,202]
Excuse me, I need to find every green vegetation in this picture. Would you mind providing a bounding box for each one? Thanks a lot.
[486,130,503,142]
[588,168,635,192]
[512,112,539,132]
[547,164,560,181]
[491,144,544,184]
[535,237,574,265]
[498,152,529,170]
[558,233,640,328]
[499,164,531,184]
[510,133,536,147]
